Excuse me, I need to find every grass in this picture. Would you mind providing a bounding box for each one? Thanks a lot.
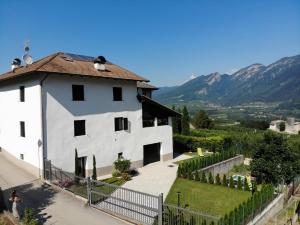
[227,164,251,177]
[68,177,126,198]
[165,178,251,217]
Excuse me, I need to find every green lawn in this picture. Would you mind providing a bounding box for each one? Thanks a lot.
[165,178,251,217]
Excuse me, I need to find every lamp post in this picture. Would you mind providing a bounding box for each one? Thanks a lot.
[177,191,181,207]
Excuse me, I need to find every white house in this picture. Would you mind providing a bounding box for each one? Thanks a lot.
[0,52,180,178]
[269,118,300,134]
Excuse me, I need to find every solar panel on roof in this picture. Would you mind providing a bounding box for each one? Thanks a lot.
[64,53,94,62]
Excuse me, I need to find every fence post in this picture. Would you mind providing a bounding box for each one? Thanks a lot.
[87,177,91,206]
[49,160,52,182]
[158,193,163,225]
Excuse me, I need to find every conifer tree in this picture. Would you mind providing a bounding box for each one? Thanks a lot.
[181,106,190,135]
[201,172,207,183]
[92,155,97,180]
[195,170,200,181]
[229,176,235,188]
[171,105,179,134]
[237,177,242,190]
[208,172,214,184]
[223,174,227,187]
[244,178,250,191]
[216,174,221,185]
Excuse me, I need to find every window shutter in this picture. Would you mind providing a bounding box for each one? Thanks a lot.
[123,118,128,130]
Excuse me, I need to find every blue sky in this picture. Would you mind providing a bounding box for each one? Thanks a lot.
[0,0,299,86]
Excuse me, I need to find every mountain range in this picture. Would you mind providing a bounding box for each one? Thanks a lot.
[153,54,300,106]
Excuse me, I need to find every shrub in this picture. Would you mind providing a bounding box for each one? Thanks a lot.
[208,172,214,184]
[237,177,242,190]
[229,176,234,188]
[112,169,121,177]
[114,157,131,173]
[195,171,200,181]
[92,155,97,180]
[22,208,38,225]
[244,178,250,191]
[215,174,221,185]
[121,172,132,181]
[222,174,227,186]
[201,172,207,183]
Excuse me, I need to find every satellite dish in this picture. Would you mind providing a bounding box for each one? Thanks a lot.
[23,53,33,65]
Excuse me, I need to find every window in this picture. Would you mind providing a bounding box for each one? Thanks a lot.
[20,86,25,102]
[118,152,123,159]
[158,118,169,126]
[20,121,25,137]
[72,85,84,101]
[74,120,86,136]
[113,87,122,101]
[114,117,129,131]
[20,154,24,160]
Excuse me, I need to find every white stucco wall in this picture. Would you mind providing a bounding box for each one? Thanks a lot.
[44,75,173,174]
[0,79,43,174]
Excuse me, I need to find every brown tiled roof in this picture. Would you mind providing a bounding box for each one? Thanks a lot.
[137,81,158,90]
[0,52,149,82]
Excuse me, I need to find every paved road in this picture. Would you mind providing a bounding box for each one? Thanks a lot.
[0,153,129,225]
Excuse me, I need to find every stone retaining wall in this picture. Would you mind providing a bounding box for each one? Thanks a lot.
[200,155,244,176]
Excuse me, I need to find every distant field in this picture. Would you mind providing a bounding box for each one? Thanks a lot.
[165,178,251,217]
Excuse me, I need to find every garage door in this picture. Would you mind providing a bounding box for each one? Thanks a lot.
[143,143,161,166]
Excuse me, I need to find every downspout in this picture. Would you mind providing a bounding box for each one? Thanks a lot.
[39,73,49,179]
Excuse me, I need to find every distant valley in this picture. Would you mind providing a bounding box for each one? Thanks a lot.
[153,54,300,120]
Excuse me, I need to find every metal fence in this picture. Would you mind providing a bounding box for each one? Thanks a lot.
[90,179,162,225]
[161,204,219,225]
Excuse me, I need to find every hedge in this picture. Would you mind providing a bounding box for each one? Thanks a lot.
[174,134,232,153]
[218,184,275,225]
[177,149,240,178]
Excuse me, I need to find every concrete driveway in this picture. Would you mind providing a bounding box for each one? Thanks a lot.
[122,154,191,200]
[0,152,129,225]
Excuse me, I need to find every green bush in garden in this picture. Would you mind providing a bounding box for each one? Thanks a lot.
[201,172,207,183]
[177,148,239,178]
[215,174,221,185]
[195,170,200,181]
[216,184,275,225]
[244,178,250,191]
[222,174,227,186]
[237,177,242,190]
[113,157,131,173]
[229,176,234,188]
[208,172,214,184]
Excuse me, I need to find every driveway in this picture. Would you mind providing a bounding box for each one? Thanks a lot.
[0,152,129,225]
[122,154,191,200]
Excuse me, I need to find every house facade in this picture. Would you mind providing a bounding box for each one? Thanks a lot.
[0,52,179,178]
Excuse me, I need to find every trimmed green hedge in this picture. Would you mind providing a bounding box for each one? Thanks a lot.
[177,149,240,178]
[218,184,275,225]
[174,134,232,153]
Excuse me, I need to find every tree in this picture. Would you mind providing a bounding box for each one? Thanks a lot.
[250,131,300,184]
[208,172,214,184]
[244,178,250,191]
[92,155,97,180]
[216,174,221,185]
[229,176,234,188]
[279,122,286,132]
[237,177,242,190]
[171,105,180,134]
[181,106,190,135]
[222,174,227,187]
[193,110,214,129]
[201,172,207,183]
